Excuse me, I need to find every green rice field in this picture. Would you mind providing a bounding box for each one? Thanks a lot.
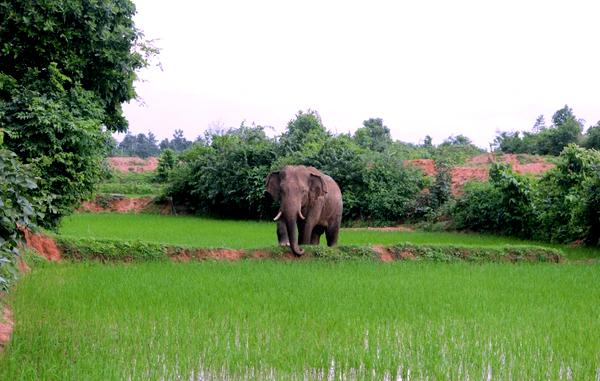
[59,213,600,260]
[1,261,599,380]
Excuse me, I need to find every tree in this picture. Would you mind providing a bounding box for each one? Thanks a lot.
[279,110,329,155]
[0,0,153,131]
[353,118,392,152]
[170,129,192,152]
[155,149,177,182]
[422,135,433,148]
[116,132,159,157]
[584,122,600,150]
[532,115,546,132]
[0,0,156,227]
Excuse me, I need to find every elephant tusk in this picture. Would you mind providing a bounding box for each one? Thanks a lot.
[273,211,282,221]
[298,210,305,220]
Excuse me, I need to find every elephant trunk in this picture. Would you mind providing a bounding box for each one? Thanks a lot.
[282,200,304,256]
[286,215,304,256]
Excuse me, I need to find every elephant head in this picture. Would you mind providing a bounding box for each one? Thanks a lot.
[265,166,328,256]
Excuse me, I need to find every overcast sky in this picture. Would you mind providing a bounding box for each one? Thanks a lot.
[122,0,600,148]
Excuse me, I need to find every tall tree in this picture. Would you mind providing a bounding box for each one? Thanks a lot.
[0,0,156,227]
[353,118,392,152]
[584,122,600,150]
[532,115,547,132]
[279,110,329,155]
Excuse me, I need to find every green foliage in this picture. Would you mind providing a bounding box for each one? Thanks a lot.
[453,164,534,237]
[114,131,160,158]
[159,129,192,152]
[278,110,329,155]
[97,171,161,196]
[167,124,278,218]
[432,135,485,164]
[57,237,167,261]
[0,0,152,131]
[362,154,425,222]
[583,122,600,149]
[453,145,600,246]
[0,0,155,228]
[452,181,503,232]
[353,118,392,152]
[388,244,562,263]
[494,105,583,155]
[412,162,452,219]
[1,68,110,227]
[165,112,427,223]
[155,149,177,182]
[0,149,44,290]
[534,145,600,244]
[488,162,535,237]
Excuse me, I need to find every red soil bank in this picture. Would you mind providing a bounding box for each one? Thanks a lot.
[404,159,436,176]
[22,229,61,261]
[80,197,154,213]
[405,154,554,195]
[108,156,158,173]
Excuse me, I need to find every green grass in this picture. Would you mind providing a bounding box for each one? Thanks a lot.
[97,171,162,196]
[1,261,599,380]
[58,213,600,260]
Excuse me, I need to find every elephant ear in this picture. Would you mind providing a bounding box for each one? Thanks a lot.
[265,171,281,201]
[309,173,328,199]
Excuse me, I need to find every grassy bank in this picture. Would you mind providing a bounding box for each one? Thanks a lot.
[97,171,162,197]
[2,261,599,380]
[59,213,600,260]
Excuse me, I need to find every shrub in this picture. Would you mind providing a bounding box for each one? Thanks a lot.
[0,147,44,290]
[155,148,177,182]
[533,145,600,244]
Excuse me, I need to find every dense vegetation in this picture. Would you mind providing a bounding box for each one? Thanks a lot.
[0,0,152,288]
[493,105,600,154]
[161,110,482,222]
[112,129,193,157]
[0,0,154,228]
[453,145,600,245]
[0,133,43,290]
[2,262,598,379]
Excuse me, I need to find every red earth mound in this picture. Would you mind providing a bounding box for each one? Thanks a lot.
[108,156,158,173]
[22,229,61,261]
[405,154,554,195]
[80,196,154,213]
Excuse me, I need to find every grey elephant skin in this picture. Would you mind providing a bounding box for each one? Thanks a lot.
[265,165,343,256]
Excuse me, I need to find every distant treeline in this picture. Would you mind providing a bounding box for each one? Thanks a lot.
[111,129,194,158]
[493,105,600,155]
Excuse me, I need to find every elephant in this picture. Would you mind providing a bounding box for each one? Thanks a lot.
[265,165,343,256]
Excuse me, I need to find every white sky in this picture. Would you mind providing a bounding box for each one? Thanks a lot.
[122,0,600,148]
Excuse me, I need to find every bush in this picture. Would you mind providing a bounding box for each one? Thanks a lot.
[0,147,44,290]
[533,145,600,244]
[167,125,278,219]
[452,145,600,246]
[453,163,534,237]
[155,149,177,182]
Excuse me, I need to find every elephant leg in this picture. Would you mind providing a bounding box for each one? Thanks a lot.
[297,221,309,245]
[276,221,290,246]
[310,225,325,245]
[325,221,340,247]
[300,222,315,245]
